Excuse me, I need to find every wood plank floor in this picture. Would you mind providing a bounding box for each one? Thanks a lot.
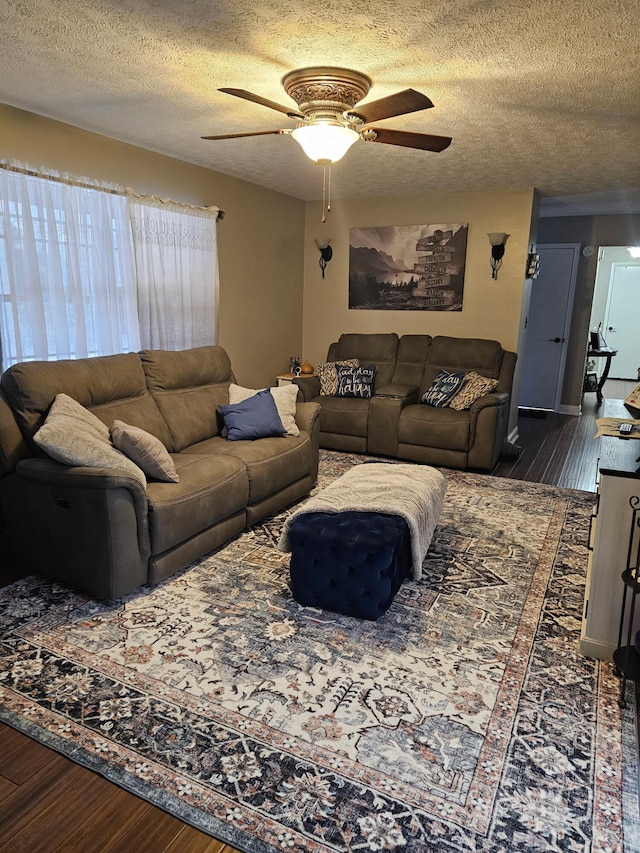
[0,380,636,852]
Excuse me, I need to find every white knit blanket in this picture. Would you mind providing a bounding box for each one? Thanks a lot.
[278,463,447,580]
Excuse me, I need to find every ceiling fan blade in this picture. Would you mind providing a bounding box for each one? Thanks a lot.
[219,88,303,119]
[354,89,434,124]
[364,127,452,152]
[201,129,290,140]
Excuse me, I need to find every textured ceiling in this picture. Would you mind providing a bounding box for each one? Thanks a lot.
[1,0,639,216]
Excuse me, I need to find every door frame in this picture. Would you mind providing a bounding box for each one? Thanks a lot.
[603,261,640,379]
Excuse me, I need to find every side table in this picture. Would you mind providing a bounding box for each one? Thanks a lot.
[587,346,618,406]
[276,373,315,387]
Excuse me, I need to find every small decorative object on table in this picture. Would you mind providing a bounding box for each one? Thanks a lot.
[300,360,314,375]
[289,356,301,376]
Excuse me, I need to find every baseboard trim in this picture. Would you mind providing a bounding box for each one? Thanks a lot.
[578,635,614,663]
[559,404,582,416]
[507,426,520,446]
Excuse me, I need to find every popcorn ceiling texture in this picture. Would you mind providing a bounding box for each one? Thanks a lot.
[1,0,639,211]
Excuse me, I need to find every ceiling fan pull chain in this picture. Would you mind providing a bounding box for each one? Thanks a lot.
[321,163,332,223]
[321,164,327,222]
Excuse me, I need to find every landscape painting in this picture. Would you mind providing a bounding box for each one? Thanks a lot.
[349,223,468,310]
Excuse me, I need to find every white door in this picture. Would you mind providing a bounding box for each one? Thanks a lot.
[603,264,640,379]
[519,244,580,411]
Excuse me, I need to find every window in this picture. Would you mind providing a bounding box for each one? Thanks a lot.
[128,194,219,350]
[0,164,219,372]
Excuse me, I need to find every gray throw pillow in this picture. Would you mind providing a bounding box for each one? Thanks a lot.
[111,420,179,483]
[33,393,146,487]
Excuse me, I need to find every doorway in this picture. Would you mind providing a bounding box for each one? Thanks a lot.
[519,244,580,412]
[589,247,640,382]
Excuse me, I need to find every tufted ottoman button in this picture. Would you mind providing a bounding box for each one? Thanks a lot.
[287,510,411,620]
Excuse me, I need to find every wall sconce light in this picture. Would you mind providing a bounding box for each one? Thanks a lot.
[315,238,333,278]
[488,233,509,279]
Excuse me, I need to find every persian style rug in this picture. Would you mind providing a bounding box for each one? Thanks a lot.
[1,451,639,852]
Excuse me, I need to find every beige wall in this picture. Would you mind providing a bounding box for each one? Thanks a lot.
[538,213,640,407]
[301,188,537,434]
[1,102,540,406]
[0,103,305,387]
[301,188,536,362]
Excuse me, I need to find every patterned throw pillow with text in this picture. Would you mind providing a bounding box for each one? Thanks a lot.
[421,370,467,407]
[335,365,377,399]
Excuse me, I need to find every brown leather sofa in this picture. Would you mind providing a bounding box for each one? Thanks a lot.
[293,333,516,471]
[0,346,320,600]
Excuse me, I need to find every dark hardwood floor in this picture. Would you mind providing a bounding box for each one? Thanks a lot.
[0,380,636,852]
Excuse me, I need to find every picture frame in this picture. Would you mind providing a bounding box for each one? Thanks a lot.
[349,223,468,311]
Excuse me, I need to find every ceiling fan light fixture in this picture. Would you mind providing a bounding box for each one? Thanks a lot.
[291,122,360,164]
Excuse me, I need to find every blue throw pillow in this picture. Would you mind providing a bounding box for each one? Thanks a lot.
[219,389,285,441]
[335,365,377,399]
[422,370,467,407]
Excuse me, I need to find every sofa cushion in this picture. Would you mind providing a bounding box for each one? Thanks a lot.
[145,453,248,554]
[141,346,233,451]
[229,383,300,436]
[205,433,313,505]
[315,359,359,395]
[398,404,471,452]
[449,372,499,411]
[33,394,146,487]
[318,396,371,439]
[219,390,286,441]
[329,333,399,390]
[391,335,433,388]
[421,370,467,407]
[335,365,377,399]
[111,420,178,483]
[1,352,172,448]
[420,336,504,396]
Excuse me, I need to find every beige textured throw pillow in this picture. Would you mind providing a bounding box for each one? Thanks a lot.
[314,359,360,395]
[448,372,499,410]
[111,420,179,483]
[33,393,146,487]
[228,383,300,436]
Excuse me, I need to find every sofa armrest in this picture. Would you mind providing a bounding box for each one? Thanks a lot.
[294,401,321,436]
[468,391,509,421]
[295,402,321,485]
[293,375,320,401]
[16,457,148,512]
[467,392,511,470]
[1,458,152,598]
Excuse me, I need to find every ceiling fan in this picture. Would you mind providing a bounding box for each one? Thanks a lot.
[202,66,452,165]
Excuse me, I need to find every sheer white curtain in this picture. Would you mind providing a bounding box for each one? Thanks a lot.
[0,164,140,370]
[127,193,219,350]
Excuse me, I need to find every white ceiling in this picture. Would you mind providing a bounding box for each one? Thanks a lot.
[2,0,639,217]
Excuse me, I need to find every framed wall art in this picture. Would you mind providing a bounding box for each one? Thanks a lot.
[349,223,468,311]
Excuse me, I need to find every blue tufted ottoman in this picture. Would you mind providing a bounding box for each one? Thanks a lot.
[287,509,412,620]
[279,462,446,619]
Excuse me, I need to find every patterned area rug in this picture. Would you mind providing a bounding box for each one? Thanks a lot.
[1,451,639,852]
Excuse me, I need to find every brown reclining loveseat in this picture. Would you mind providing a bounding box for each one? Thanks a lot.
[294,333,516,471]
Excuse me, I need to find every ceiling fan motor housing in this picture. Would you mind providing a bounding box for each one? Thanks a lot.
[282,67,372,123]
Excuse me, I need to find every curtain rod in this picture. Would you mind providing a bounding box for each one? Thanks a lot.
[0,161,225,221]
